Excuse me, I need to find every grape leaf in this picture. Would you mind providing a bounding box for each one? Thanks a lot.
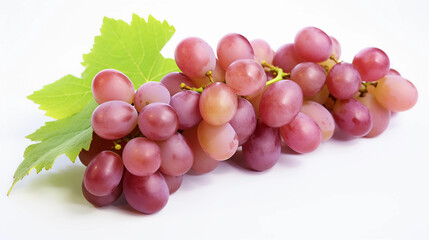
[9,14,179,194]
[27,14,178,120]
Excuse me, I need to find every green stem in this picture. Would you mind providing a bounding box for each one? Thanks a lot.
[261,61,290,87]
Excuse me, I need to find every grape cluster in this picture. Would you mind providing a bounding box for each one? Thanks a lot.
[79,26,418,214]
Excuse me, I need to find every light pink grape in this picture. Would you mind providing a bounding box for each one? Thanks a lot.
[300,101,335,141]
[175,37,216,80]
[91,100,138,140]
[197,120,239,161]
[358,93,391,138]
[158,133,194,176]
[199,82,237,126]
[225,59,267,96]
[91,69,135,104]
[259,80,303,128]
[290,62,326,97]
[134,82,171,112]
[280,112,322,154]
[374,75,418,112]
[250,39,274,64]
[217,33,254,71]
[122,137,161,176]
[294,27,333,62]
[352,47,390,82]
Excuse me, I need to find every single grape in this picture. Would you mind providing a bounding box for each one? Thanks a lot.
[91,69,135,104]
[175,37,216,80]
[199,82,237,126]
[352,47,390,82]
[182,127,220,174]
[197,120,239,161]
[161,173,183,194]
[138,102,179,141]
[79,133,117,166]
[229,97,257,146]
[300,101,335,141]
[217,33,254,70]
[250,39,274,64]
[225,59,267,96]
[242,121,281,171]
[280,112,322,153]
[272,43,304,73]
[91,100,138,140]
[160,72,196,96]
[326,62,362,100]
[83,151,123,196]
[290,62,326,97]
[332,99,373,137]
[259,80,303,128]
[123,171,169,214]
[134,82,171,112]
[170,90,202,130]
[122,137,161,176]
[373,75,418,112]
[294,27,333,62]
[158,133,194,176]
[82,181,123,207]
[357,93,391,138]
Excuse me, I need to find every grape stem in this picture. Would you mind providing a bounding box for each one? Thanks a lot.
[329,54,340,64]
[261,61,290,87]
[179,71,214,93]
[359,81,378,97]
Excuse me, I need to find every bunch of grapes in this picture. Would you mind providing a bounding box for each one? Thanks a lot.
[79,26,418,214]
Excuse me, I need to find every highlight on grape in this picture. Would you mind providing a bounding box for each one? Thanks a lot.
[80,26,418,214]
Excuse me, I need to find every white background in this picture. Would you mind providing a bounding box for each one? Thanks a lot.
[1,0,429,239]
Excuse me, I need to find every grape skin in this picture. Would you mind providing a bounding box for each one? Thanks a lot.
[91,100,138,140]
[170,90,202,130]
[352,47,390,82]
[294,27,333,63]
[82,181,123,207]
[300,101,335,141]
[158,133,194,176]
[357,93,391,138]
[332,99,373,137]
[229,97,257,146]
[122,137,161,177]
[225,59,267,96]
[160,72,196,96]
[91,69,135,104]
[217,33,254,71]
[373,75,418,112]
[326,62,362,100]
[83,151,124,197]
[290,62,326,97]
[123,171,169,214]
[272,43,304,73]
[134,82,171,112]
[138,103,179,141]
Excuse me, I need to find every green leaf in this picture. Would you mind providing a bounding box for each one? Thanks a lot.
[8,100,97,195]
[10,14,179,193]
[28,14,178,120]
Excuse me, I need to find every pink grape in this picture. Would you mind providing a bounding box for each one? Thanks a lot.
[160,72,196,96]
[170,90,202,130]
[199,82,237,126]
[229,97,257,146]
[138,103,179,141]
[91,69,135,104]
[134,82,170,112]
[92,100,138,140]
[81,181,123,207]
[251,39,274,64]
[272,43,304,73]
[212,59,226,82]
[182,127,220,174]
[332,99,373,137]
[357,93,391,138]
[290,62,326,97]
[225,59,267,96]
[294,27,333,62]
[242,121,281,171]
[300,101,335,141]
[280,112,322,154]
[122,137,161,176]
[197,120,239,161]
[158,133,194,176]
[326,62,362,100]
[123,171,169,214]
[373,75,418,112]
[352,47,390,82]
[259,80,303,128]
[161,173,183,194]
[217,33,254,70]
[175,37,216,80]
[83,151,124,196]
